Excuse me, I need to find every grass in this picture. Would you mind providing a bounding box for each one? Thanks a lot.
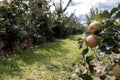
[0,34,83,80]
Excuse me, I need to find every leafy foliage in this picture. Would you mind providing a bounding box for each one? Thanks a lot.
[0,0,30,57]
[69,3,120,80]
[0,0,84,57]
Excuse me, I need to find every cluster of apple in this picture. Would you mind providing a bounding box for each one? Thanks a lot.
[85,21,102,48]
[69,21,120,80]
[85,21,120,78]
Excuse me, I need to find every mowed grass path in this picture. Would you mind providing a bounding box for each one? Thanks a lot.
[0,35,82,80]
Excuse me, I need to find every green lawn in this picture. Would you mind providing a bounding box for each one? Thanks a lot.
[0,35,82,80]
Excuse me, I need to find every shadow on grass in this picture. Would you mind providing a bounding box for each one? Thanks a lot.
[0,57,22,79]
[17,40,70,64]
[0,40,70,79]
[68,34,82,41]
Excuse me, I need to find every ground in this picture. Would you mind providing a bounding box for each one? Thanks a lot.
[0,35,82,80]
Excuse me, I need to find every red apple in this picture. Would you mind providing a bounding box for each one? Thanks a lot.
[112,65,120,77]
[85,35,98,48]
[96,69,102,74]
[88,21,102,34]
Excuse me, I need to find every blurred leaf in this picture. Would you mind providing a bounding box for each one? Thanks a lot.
[97,10,110,20]
[95,14,101,21]
[105,51,112,54]
[102,38,115,46]
[110,8,118,16]
[113,10,120,19]
[99,28,118,38]
[102,10,110,18]
[82,32,90,38]
[98,46,110,53]
[100,76,109,80]
[114,35,120,42]
[78,38,83,49]
[102,20,114,28]
[86,55,94,63]
[82,48,89,56]
[82,74,93,80]
[112,26,120,31]
[78,38,83,43]
[112,49,120,54]
[89,64,95,73]
[115,10,120,18]
[118,3,120,9]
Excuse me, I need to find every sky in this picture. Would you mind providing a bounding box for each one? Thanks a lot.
[0,0,119,16]
[0,0,120,21]
[67,0,120,16]
[49,0,120,21]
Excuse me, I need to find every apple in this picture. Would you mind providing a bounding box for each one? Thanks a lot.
[85,35,98,48]
[88,21,102,34]
[112,65,120,77]
[96,69,102,74]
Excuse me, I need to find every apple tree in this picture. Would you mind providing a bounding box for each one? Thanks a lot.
[0,0,30,57]
[68,4,120,80]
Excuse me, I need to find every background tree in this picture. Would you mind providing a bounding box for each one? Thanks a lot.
[0,0,84,57]
[86,8,102,26]
[0,0,30,57]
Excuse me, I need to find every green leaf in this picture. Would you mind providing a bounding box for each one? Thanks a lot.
[114,35,120,42]
[78,38,83,49]
[82,74,93,80]
[82,48,89,56]
[102,20,114,28]
[102,10,110,18]
[115,10,120,18]
[113,10,120,19]
[110,8,118,16]
[102,38,115,46]
[86,55,94,63]
[100,76,109,80]
[112,26,120,31]
[105,51,112,54]
[99,28,118,38]
[82,32,90,37]
[112,49,120,54]
[95,14,102,21]
[97,10,110,19]
[98,46,110,53]
[89,64,95,73]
